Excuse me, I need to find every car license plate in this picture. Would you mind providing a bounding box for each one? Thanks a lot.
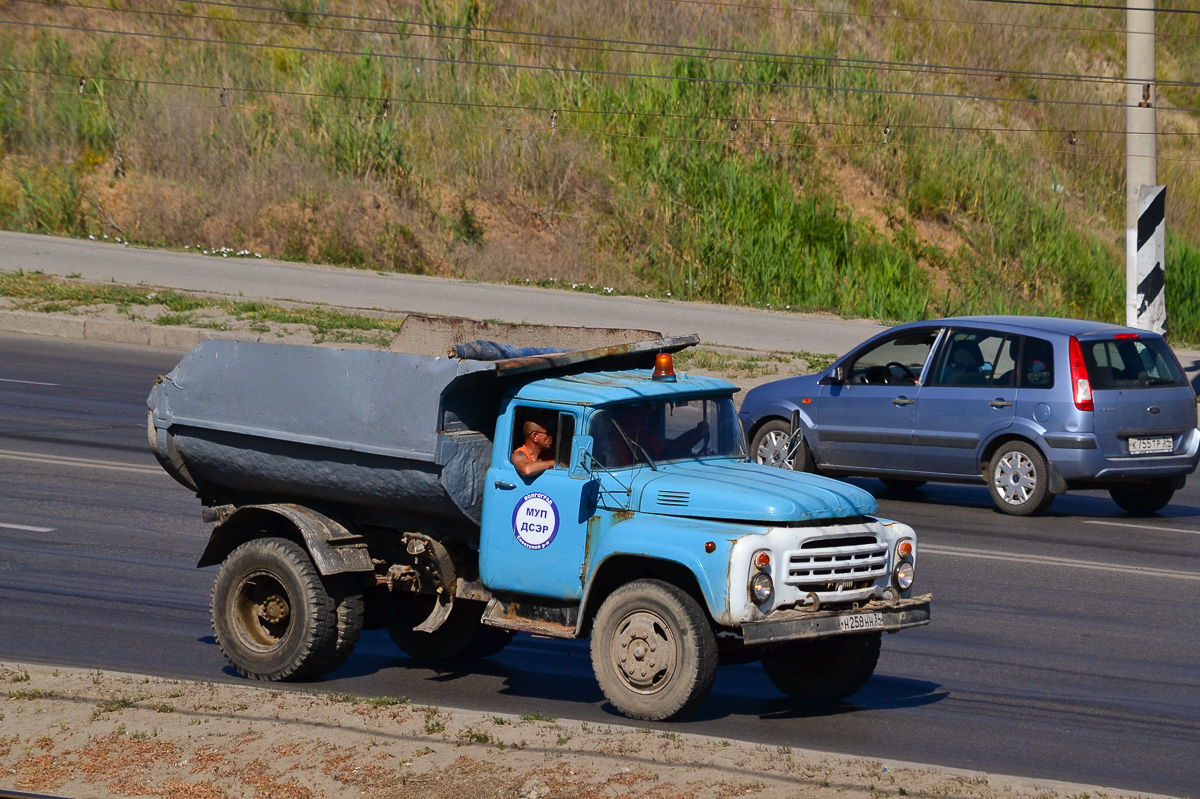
[838,612,884,632]
[1129,436,1173,455]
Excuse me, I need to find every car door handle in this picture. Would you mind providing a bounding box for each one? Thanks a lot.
[892,397,915,406]
[990,398,1014,408]
[494,481,516,490]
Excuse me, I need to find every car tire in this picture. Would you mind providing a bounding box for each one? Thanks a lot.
[1110,480,1175,515]
[750,419,812,472]
[880,478,927,491]
[986,441,1054,516]
[761,633,881,703]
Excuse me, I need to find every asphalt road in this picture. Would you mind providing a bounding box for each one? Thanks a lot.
[1,333,1198,797]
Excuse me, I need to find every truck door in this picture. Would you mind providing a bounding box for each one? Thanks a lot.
[479,407,596,600]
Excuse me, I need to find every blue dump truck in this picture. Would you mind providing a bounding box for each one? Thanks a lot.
[147,334,930,720]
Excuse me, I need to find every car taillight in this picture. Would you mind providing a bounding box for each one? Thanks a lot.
[1069,336,1093,412]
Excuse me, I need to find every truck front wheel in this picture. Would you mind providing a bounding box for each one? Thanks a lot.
[761,632,881,703]
[212,537,347,681]
[590,579,717,721]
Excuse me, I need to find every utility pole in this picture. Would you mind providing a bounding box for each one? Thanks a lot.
[1126,0,1164,333]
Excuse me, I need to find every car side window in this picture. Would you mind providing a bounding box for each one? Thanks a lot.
[1018,336,1055,389]
[845,331,938,386]
[929,330,1012,388]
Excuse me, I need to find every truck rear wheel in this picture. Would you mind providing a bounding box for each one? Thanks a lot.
[212,537,348,681]
[298,579,366,678]
[387,597,514,661]
[590,579,717,721]
[761,632,881,703]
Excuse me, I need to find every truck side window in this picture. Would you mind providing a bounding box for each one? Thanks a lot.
[554,414,576,467]
[511,408,575,469]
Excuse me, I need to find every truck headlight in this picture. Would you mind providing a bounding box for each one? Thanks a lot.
[894,561,914,590]
[749,572,774,605]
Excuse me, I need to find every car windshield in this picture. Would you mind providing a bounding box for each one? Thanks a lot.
[589,397,746,469]
[1080,337,1188,390]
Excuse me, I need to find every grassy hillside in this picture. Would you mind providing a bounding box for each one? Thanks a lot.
[1,0,1198,341]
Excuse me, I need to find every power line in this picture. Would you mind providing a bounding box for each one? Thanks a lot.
[966,0,1200,14]
[21,82,1199,164]
[663,0,1200,26]
[10,76,1200,165]
[8,0,1200,89]
[4,18,1200,114]
[12,66,1200,141]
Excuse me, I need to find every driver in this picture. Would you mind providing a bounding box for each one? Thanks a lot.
[604,404,709,466]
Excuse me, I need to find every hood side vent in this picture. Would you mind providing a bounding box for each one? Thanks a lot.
[656,490,691,507]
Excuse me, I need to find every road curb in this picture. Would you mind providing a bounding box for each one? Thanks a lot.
[0,309,252,351]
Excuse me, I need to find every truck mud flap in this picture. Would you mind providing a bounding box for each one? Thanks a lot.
[198,503,373,576]
[739,594,931,646]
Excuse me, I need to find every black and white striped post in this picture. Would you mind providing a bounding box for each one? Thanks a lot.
[1128,184,1166,335]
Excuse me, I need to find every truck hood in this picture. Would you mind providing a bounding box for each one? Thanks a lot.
[628,461,877,523]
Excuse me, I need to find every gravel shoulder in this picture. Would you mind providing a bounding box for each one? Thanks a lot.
[0,663,1167,799]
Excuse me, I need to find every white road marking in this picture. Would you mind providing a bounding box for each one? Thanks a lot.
[922,545,1200,582]
[0,448,163,475]
[0,522,55,533]
[0,377,60,386]
[1082,519,1200,536]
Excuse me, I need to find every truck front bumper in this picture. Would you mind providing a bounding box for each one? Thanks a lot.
[739,594,931,646]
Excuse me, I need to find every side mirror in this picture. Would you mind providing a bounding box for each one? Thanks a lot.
[818,365,845,385]
[569,435,595,479]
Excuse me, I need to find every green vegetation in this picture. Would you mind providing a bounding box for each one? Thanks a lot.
[1,1,1197,341]
[0,270,401,345]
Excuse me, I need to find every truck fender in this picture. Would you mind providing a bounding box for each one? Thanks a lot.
[578,518,732,632]
[197,503,373,576]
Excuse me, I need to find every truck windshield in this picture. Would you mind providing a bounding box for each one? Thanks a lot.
[589,397,746,469]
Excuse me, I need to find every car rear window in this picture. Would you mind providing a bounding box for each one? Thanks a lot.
[1080,337,1187,390]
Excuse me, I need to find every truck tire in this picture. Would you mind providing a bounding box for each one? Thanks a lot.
[761,632,881,703]
[986,441,1054,516]
[211,537,341,681]
[1110,480,1175,515]
[296,578,366,679]
[590,579,717,721]
[387,597,514,661]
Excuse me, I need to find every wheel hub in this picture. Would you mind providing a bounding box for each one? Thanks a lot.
[613,613,675,692]
[995,452,1036,504]
[257,594,290,625]
[757,430,792,468]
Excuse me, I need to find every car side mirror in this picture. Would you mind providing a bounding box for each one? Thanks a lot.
[569,436,595,479]
[818,365,845,385]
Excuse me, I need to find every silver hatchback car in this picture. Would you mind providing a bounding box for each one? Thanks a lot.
[738,316,1200,515]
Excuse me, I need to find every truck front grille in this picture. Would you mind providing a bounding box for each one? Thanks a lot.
[783,536,889,592]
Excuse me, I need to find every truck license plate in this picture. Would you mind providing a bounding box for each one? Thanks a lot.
[838,612,884,632]
[1129,436,1173,455]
